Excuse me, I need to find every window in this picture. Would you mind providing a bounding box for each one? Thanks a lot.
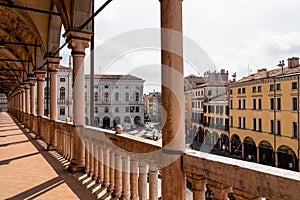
[270,98,274,110]
[258,119,262,132]
[115,92,119,101]
[130,106,135,113]
[277,120,281,135]
[238,117,241,128]
[85,85,87,88]
[115,107,119,113]
[270,84,274,91]
[293,97,297,111]
[125,86,129,89]
[115,86,119,89]
[105,107,109,113]
[242,88,246,93]
[253,118,256,131]
[252,86,256,93]
[220,106,224,115]
[104,92,109,102]
[258,99,262,110]
[225,106,229,115]
[60,78,66,82]
[292,82,297,90]
[230,100,233,109]
[95,107,98,113]
[60,87,66,100]
[211,106,215,113]
[94,92,98,101]
[208,105,211,113]
[136,86,139,89]
[277,98,281,110]
[238,99,241,109]
[253,99,256,109]
[204,105,207,113]
[243,99,246,109]
[135,92,139,101]
[243,117,246,129]
[136,106,140,112]
[104,85,109,89]
[230,89,232,94]
[230,116,233,127]
[276,83,281,90]
[216,106,219,114]
[94,85,98,89]
[238,88,241,94]
[60,107,65,115]
[125,93,129,101]
[270,120,274,133]
[208,90,212,96]
[293,122,298,138]
[258,86,262,92]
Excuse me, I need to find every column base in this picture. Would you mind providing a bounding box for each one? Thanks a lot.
[47,144,57,151]
[68,163,85,173]
[35,134,42,140]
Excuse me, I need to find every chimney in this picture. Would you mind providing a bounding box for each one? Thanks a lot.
[221,69,225,74]
[288,57,299,68]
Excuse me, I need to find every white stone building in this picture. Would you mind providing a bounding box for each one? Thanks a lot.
[85,74,144,128]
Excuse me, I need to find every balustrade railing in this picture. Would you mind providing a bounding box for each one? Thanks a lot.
[13,110,300,200]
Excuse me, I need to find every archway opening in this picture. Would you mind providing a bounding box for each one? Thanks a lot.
[134,116,141,126]
[231,134,242,158]
[113,116,121,127]
[103,116,110,129]
[277,145,298,171]
[243,137,256,162]
[258,140,274,166]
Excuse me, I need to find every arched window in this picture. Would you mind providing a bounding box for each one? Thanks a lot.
[125,92,129,101]
[105,107,109,113]
[135,92,139,101]
[104,92,109,102]
[94,92,98,101]
[60,87,66,100]
[115,92,119,101]
[95,107,98,113]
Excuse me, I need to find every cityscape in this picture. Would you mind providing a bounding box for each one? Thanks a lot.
[1,0,300,200]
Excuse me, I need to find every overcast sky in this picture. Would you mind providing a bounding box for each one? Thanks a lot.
[60,0,300,93]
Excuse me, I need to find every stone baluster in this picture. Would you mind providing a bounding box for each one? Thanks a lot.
[97,144,104,184]
[149,164,158,200]
[102,147,110,188]
[192,178,206,200]
[121,154,130,200]
[130,157,139,200]
[93,142,99,180]
[108,149,115,192]
[85,139,90,174]
[138,162,148,200]
[89,141,94,177]
[113,151,122,198]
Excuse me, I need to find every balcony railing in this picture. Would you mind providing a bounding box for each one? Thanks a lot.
[16,110,300,200]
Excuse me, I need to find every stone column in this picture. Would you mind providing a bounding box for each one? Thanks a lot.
[113,152,122,198]
[257,147,260,163]
[65,30,92,171]
[241,143,245,159]
[46,56,61,150]
[102,148,110,188]
[108,150,115,192]
[130,158,139,200]
[97,146,104,184]
[192,179,206,200]
[121,155,130,200]
[160,0,186,199]
[28,77,36,131]
[24,82,30,114]
[35,70,46,139]
[138,162,147,200]
[149,164,158,200]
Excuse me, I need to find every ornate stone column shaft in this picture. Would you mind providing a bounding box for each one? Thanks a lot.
[35,70,46,139]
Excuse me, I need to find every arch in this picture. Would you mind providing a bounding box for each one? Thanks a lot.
[220,134,229,151]
[113,116,121,127]
[60,87,66,100]
[103,116,110,129]
[231,134,242,157]
[204,130,211,146]
[277,145,298,171]
[243,137,256,162]
[124,116,131,123]
[258,140,274,166]
[134,116,141,126]
[94,117,100,127]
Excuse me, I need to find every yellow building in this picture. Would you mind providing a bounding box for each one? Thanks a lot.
[229,57,300,171]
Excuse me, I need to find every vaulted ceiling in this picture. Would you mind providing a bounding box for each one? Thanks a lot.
[0,0,92,96]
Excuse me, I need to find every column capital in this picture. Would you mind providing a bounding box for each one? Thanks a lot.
[65,30,92,55]
[45,56,62,71]
[24,81,30,89]
[19,84,25,92]
[28,77,37,85]
[35,69,46,81]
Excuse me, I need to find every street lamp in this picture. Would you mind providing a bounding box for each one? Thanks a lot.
[277,60,285,74]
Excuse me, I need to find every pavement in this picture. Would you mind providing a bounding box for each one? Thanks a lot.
[0,112,97,200]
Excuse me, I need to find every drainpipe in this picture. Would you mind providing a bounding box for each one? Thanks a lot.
[297,75,300,171]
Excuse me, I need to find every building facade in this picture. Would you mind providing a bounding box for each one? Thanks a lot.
[229,57,300,171]
[85,74,144,129]
[144,91,161,123]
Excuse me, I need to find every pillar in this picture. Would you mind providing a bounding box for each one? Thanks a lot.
[275,152,278,167]
[257,147,260,163]
[242,143,245,159]
[24,82,30,114]
[138,162,147,200]
[102,148,110,188]
[113,152,122,198]
[160,0,186,199]
[130,158,139,200]
[46,56,61,150]
[28,77,36,131]
[192,179,206,200]
[35,70,46,139]
[65,30,92,171]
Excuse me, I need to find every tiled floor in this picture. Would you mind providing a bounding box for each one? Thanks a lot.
[0,112,97,200]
